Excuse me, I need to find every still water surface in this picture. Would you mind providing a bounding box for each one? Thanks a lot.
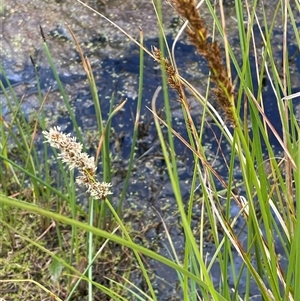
[1,1,300,300]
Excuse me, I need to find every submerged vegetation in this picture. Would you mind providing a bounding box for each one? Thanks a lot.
[1,0,300,300]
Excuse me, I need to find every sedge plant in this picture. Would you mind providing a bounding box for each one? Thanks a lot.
[1,0,300,300]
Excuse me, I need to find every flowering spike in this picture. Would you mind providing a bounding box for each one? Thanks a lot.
[43,127,112,200]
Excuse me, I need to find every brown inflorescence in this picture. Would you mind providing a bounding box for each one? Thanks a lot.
[172,0,236,126]
[152,46,186,106]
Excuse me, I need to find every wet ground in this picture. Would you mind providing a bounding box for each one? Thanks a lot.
[1,0,300,300]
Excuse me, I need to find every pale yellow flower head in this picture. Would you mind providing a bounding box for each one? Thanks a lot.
[43,127,112,200]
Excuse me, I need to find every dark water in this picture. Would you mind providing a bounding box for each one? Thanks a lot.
[1,2,300,300]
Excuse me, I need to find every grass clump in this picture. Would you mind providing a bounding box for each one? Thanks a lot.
[1,0,300,300]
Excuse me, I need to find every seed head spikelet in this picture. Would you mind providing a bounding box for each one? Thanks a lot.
[152,46,185,105]
[43,127,112,200]
[172,0,236,126]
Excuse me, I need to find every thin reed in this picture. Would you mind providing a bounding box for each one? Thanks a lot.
[0,0,300,300]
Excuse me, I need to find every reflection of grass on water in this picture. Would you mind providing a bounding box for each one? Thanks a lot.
[1,0,300,300]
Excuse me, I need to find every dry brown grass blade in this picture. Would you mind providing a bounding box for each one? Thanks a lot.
[65,23,92,82]
[0,115,9,129]
[246,88,296,170]
[75,0,153,59]
[64,23,127,162]
[149,86,242,207]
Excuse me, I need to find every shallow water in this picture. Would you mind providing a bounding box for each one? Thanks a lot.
[1,1,300,300]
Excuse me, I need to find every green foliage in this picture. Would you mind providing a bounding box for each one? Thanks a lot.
[1,0,299,300]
